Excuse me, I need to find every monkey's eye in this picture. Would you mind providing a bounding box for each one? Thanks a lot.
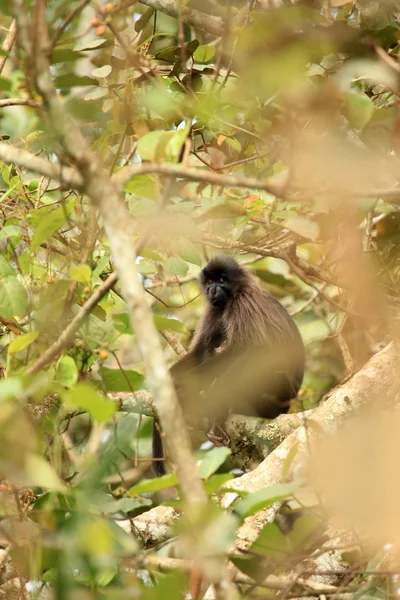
[219,277,224,283]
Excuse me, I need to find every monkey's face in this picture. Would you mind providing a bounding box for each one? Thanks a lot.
[201,256,246,308]
[205,279,231,307]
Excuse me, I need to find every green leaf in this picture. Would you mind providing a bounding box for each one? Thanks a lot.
[69,264,91,283]
[283,217,320,241]
[0,225,23,240]
[199,447,231,479]
[344,90,375,130]
[92,65,112,78]
[55,356,78,389]
[124,173,159,198]
[250,522,289,558]
[233,482,297,520]
[25,453,67,492]
[0,277,28,318]
[137,259,156,275]
[65,382,117,422]
[287,514,322,549]
[137,130,166,161]
[30,200,76,252]
[0,377,23,401]
[99,367,145,392]
[84,87,108,101]
[0,256,14,277]
[164,256,189,276]
[8,331,38,355]
[172,238,202,266]
[129,472,179,496]
[74,38,111,52]
[155,46,178,62]
[54,74,96,88]
[194,45,215,63]
[134,7,155,31]
[153,315,187,334]
[204,472,233,494]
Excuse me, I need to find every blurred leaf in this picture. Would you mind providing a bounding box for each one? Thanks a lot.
[137,259,157,275]
[204,472,234,494]
[250,522,289,557]
[84,87,108,101]
[129,472,179,496]
[154,315,187,333]
[135,7,155,31]
[141,572,188,600]
[74,38,111,51]
[0,377,23,401]
[55,356,78,389]
[287,514,322,549]
[199,447,231,479]
[69,264,91,283]
[92,65,112,78]
[281,440,300,480]
[99,367,145,392]
[30,200,75,251]
[197,201,246,222]
[55,74,96,88]
[345,90,375,130]
[25,453,67,492]
[233,482,297,520]
[284,217,320,241]
[164,256,189,276]
[8,331,38,355]
[155,46,178,62]
[172,238,202,266]
[0,256,14,277]
[194,45,216,63]
[65,382,117,422]
[0,277,28,318]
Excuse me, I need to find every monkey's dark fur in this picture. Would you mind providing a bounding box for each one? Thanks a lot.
[153,255,305,476]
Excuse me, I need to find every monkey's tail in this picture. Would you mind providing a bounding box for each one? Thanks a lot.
[152,417,167,477]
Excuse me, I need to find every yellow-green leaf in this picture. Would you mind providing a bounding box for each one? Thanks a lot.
[8,331,38,355]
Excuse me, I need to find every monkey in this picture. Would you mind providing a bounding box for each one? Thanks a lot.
[152,255,305,476]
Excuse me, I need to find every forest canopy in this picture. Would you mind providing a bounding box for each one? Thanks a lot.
[0,0,400,598]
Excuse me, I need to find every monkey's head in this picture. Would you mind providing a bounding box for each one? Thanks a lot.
[200,255,247,308]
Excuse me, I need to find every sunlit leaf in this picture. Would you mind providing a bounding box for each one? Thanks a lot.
[65,382,117,422]
[25,453,67,492]
[55,356,78,389]
[283,217,320,241]
[99,367,145,392]
[8,331,38,355]
[164,256,189,276]
[92,65,112,78]
[172,238,202,266]
[194,45,216,63]
[129,472,179,496]
[30,200,76,251]
[199,447,231,479]
[233,482,297,520]
[0,256,14,277]
[69,264,91,283]
[0,277,28,318]
[153,315,187,333]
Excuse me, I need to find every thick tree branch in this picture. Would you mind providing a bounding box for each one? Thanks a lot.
[0,141,83,189]
[138,0,224,36]
[225,342,400,548]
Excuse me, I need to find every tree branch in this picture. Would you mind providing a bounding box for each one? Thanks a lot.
[138,0,224,36]
[10,0,206,508]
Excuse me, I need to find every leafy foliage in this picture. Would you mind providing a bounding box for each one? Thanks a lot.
[0,0,398,598]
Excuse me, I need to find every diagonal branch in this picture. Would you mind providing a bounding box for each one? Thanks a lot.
[10,0,206,508]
